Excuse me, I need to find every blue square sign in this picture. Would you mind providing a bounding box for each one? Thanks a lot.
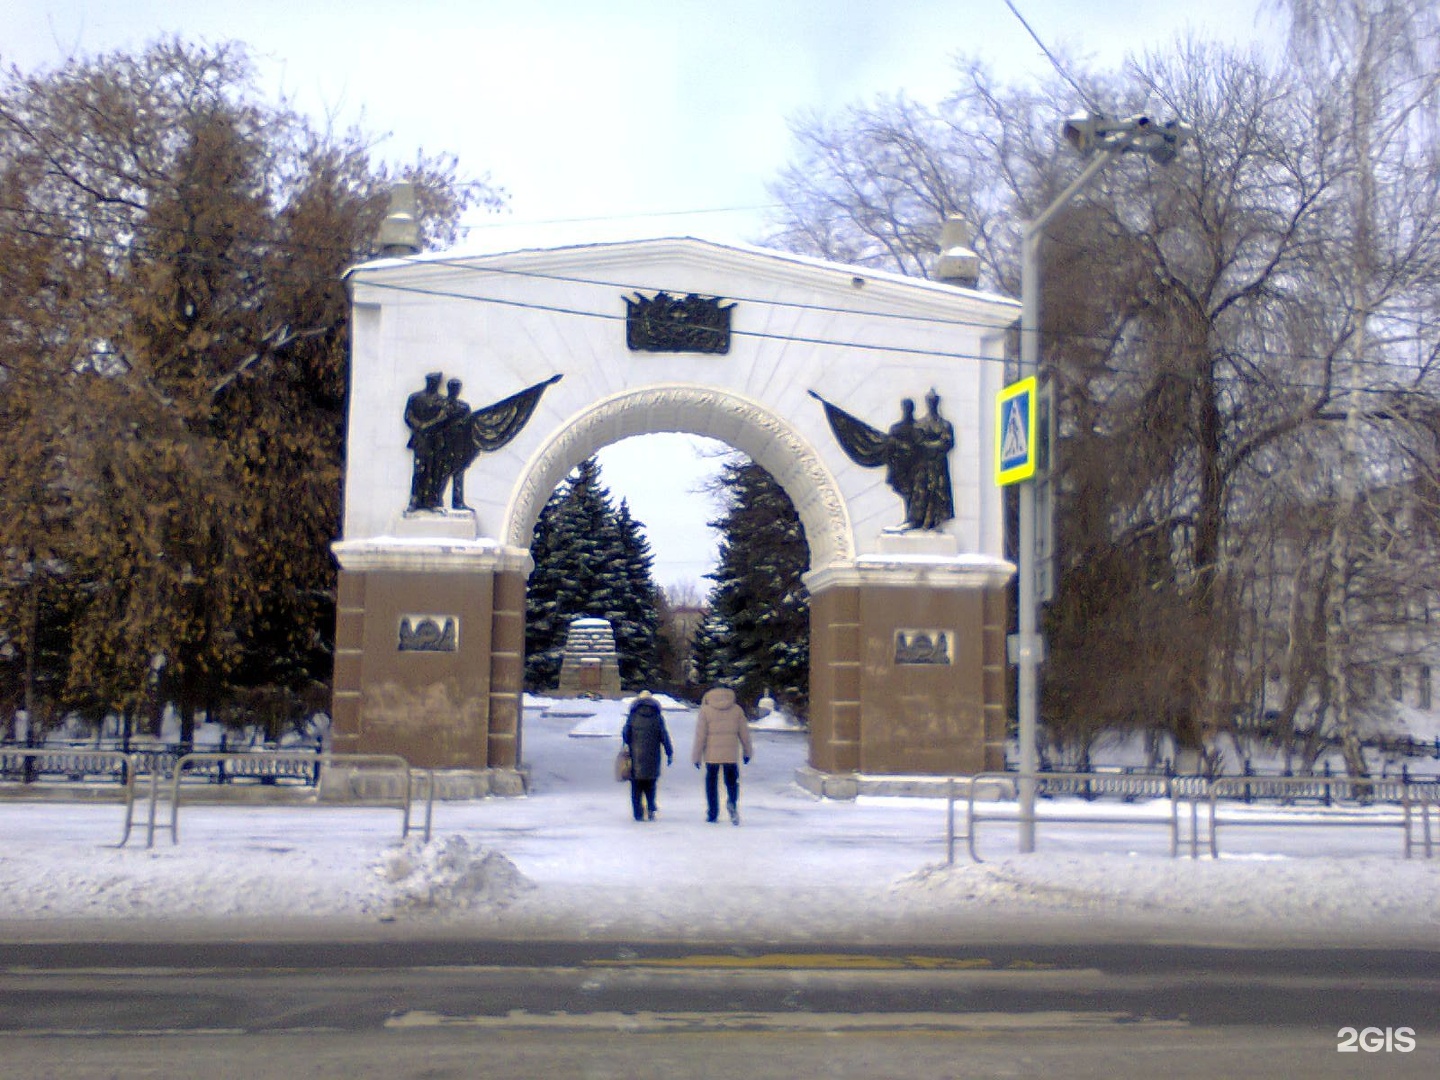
[996,376,1037,486]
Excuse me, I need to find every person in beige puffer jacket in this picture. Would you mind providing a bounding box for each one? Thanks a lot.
[691,685,753,825]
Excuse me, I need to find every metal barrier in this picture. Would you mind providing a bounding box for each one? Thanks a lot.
[1403,792,1438,859]
[319,755,433,842]
[1,748,141,846]
[313,752,421,837]
[941,769,1440,862]
[961,770,1189,863]
[1405,789,1440,858]
[944,775,1015,864]
[129,770,172,848]
[413,769,437,844]
[153,752,425,845]
[1207,776,1415,858]
[0,747,435,849]
[159,751,330,845]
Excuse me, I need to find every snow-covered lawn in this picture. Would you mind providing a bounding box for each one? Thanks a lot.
[0,695,1437,947]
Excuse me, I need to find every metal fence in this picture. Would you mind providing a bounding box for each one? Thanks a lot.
[1,744,138,786]
[961,771,1198,863]
[952,769,1440,863]
[1030,762,1440,804]
[1,739,323,786]
[5,744,1433,859]
[0,747,431,848]
[1407,793,1439,859]
[1207,776,1440,861]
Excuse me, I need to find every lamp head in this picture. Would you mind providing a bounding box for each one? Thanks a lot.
[1063,112,1192,165]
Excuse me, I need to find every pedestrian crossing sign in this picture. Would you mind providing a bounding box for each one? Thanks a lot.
[996,376,1037,486]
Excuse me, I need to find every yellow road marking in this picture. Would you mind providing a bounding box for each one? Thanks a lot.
[585,953,1054,972]
[387,1009,1145,1032]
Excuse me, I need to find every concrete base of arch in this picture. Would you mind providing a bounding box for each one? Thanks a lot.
[803,555,1012,782]
[329,537,530,776]
[791,767,999,801]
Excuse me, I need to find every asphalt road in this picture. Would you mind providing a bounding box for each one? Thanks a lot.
[1,939,1436,1079]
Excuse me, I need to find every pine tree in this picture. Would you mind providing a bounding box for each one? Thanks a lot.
[524,459,664,690]
[702,459,810,715]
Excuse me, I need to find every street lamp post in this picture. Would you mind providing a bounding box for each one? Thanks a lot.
[1015,113,1192,853]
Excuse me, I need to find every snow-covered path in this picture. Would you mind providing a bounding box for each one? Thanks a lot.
[1,696,1437,947]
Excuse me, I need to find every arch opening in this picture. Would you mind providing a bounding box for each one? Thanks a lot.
[525,432,813,688]
[504,385,853,572]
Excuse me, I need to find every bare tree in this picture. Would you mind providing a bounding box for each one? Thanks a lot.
[765,12,1440,773]
[1265,0,1440,774]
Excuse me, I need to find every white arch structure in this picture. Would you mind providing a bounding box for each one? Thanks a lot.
[331,237,1019,795]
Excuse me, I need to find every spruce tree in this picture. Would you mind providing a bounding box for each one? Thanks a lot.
[614,500,663,687]
[522,486,570,689]
[524,459,663,690]
[689,609,734,690]
[702,459,810,715]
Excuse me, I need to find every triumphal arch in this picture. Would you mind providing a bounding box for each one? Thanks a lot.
[332,229,1019,794]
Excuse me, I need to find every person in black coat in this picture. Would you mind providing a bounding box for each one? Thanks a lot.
[622,693,673,822]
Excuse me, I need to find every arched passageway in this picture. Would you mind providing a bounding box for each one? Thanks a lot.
[506,385,850,565]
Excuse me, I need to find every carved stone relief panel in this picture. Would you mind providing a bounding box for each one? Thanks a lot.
[894,629,954,666]
[398,615,459,653]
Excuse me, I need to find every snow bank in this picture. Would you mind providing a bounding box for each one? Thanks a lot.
[375,836,535,917]
[892,855,1440,937]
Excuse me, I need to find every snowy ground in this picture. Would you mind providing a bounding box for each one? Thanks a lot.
[0,695,1437,947]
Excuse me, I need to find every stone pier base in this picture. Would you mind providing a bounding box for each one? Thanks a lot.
[803,546,1013,779]
[330,536,531,772]
[318,765,528,803]
[794,766,1009,801]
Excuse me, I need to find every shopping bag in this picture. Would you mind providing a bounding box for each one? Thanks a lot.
[614,745,633,782]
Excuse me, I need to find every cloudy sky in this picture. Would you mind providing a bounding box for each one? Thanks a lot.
[9,1,1282,589]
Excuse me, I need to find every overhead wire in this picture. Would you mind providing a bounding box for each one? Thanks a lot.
[349,266,1440,398]
[8,197,1437,359]
[353,277,1004,366]
[456,203,784,231]
[1002,0,1103,114]
[359,248,1440,379]
[4,206,1437,396]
